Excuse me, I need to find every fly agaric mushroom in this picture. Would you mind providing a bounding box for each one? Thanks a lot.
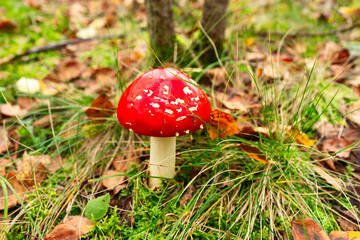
[117,68,211,188]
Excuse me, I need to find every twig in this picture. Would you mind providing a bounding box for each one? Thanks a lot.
[0,33,125,65]
[333,206,359,224]
[256,22,360,38]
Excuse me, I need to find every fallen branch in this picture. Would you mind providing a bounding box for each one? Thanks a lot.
[0,33,125,65]
[257,22,360,38]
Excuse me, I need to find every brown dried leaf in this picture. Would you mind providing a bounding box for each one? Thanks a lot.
[0,127,12,155]
[322,138,351,158]
[180,184,196,206]
[92,67,116,86]
[347,101,360,125]
[0,103,27,117]
[338,211,359,231]
[313,166,343,191]
[44,215,94,240]
[63,215,94,236]
[56,59,83,82]
[208,109,240,140]
[32,115,52,128]
[201,67,227,87]
[17,97,39,111]
[16,152,48,187]
[214,91,247,113]
[44,223,78,240]
[329,231,360,240]
[101,170,127,194]
[112,144,141,172]
[0,172,27,210]
[239,143,271,164]
[285,127,316,147]
[291,218,330,240]
[85,94,115,123]
[0,158,11,176]
[0,19,16,32]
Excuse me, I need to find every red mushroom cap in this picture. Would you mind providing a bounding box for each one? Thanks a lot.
[117,68,211,137]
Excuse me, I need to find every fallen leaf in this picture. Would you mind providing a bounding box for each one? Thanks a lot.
[63,215,94,236]
[291,218,330,240]
[329,231,360,240]
[239,143,271,164]
[208,109,240,140]
[85,194,110,220]
[338,211,359,231]
[0,19,16,32]
[17,97,39,111]
[322,138,351,158]
[32,115,52,128]
[44,223,78,240]
[44,215,94,240]
[180,184,196,206]
[0,127,12,155]
[285,127,316,147]
[0,104,27,117]
[85,94,115,123]
[56,59,83,82]
[201,68,227,87]
[347,101,360,125]
[16,152,48,187]
[313,166,343,191]
[92,67,117,86]
[112,142,141,172]
[214,91,247,113]
[0,158,11,176]
[101,170,127,194]
[0,172,27,210]
[332,49,350,65]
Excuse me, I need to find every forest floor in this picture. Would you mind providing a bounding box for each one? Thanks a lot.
[1,0,360,239]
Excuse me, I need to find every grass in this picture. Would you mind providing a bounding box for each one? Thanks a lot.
[1,0,360,239]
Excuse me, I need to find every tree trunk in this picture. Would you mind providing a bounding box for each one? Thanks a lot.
[145,0,175,62]
[200,0,229,63]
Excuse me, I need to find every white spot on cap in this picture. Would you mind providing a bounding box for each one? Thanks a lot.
[176,116,186,121]
[160,131,163,134]
[130,103,133,106]
[163,85,169,95]
[189,105,198,111]
[129,128,133,132]
[176,108,182,112]
[150,102,160,108]
[126,122,132,125]
[200,124,204,129]
[191,97,199,101]
[175,132,179,136]
[176,99,185,104]
[135,95,142,100]
[143,90,149,93]
[183,86,193,95]
[170,101,178,105]
[185,130,190,134]
[165,109,174,114]
[160,75,165,80]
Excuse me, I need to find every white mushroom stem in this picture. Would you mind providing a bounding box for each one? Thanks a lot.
[149,136,176,188]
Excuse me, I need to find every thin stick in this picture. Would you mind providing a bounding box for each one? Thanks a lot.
[0,33,125,65]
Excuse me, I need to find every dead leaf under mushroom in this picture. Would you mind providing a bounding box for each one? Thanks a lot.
[208,109,240,140]
[291,218,330,240]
